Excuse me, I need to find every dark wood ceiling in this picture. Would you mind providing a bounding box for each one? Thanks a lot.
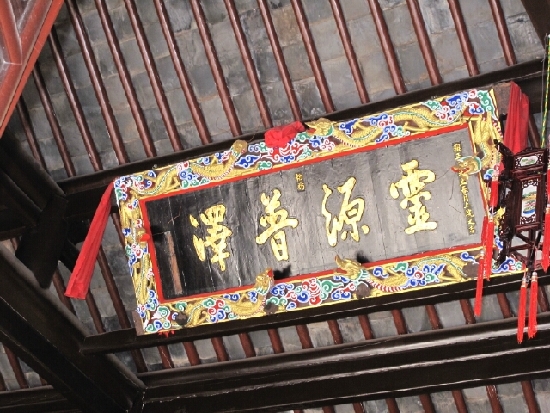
[0,0,550,412]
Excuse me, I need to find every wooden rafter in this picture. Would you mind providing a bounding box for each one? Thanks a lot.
[138,312,550,412]
[0,1,547,412]
[29,57,541,234]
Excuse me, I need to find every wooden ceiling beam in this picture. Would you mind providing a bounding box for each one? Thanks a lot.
[0,137,61,211]
[82,270,550,355]
[0,169,40,228]
[15,193,68,288]
[139,312,550,412]
[0,244,143,413]
[0,136,69,287]
[0,386,76,413]
[520,0,550,45]
[0,208,25,240]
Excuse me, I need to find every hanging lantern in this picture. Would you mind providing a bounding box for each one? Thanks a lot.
[497,147,547,343]
[498,148,547,265]
[510,149,547,231]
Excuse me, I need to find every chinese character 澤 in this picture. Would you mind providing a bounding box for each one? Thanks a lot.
[190,205,232,271]
[390,159,438,235]
[321,176,370,247]
[256,189,298,261]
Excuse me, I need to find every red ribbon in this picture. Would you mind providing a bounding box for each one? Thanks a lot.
[503,82,529,155]
[484,217,494,280]
[65,183,114,299]
[264,121,305,148]
[474,217,488,317]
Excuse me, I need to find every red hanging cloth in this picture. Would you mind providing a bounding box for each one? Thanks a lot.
[65,183,114,299]
[483,216,494,280]
[503,82,529,155]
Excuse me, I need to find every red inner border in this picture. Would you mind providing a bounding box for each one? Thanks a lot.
[139,122,483,303]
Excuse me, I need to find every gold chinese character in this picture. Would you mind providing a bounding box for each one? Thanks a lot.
[321,176,370,247]
[190,205,232,271]
[390,159,437,235]
[256,189,298,261]
[295,173,305,191]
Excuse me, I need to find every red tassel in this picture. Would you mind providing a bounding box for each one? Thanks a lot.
[474,217,488,317]
[474,250,484,317]
[543,206,550,272]
[484,217,494,280]
[528,272,538,339]
[517,273,528,344]
[65,183,114,299]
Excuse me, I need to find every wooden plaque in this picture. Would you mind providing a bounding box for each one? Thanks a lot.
[116,89,523,334]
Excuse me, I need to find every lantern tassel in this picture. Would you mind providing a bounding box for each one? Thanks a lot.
[517,273,528,344]
[528,272,538,339]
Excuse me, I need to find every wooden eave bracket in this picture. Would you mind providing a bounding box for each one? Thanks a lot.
[0,244,144,413]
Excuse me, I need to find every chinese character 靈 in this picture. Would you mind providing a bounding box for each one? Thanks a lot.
[390,159,437,234]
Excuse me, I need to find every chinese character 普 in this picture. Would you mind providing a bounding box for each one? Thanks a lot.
[190,205,232,271]
[390,159,437,234]
[256,189,299,261]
